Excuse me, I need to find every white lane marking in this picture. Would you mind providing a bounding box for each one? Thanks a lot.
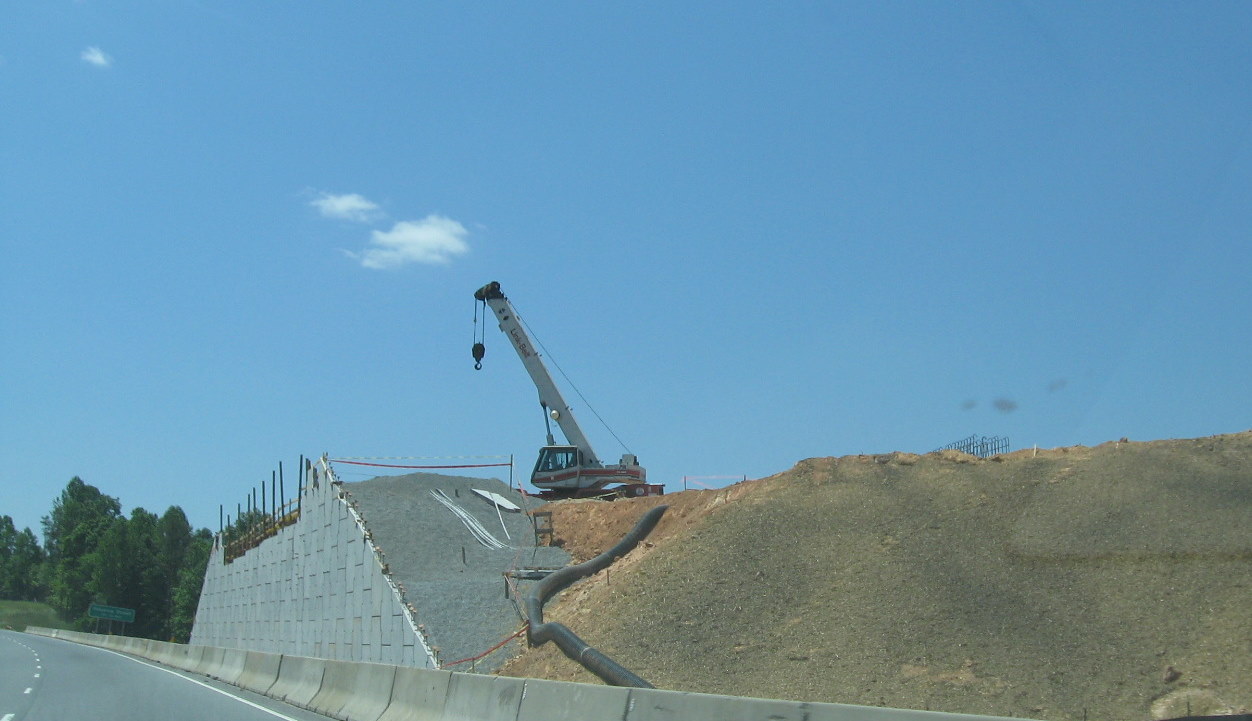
[98,649,303,721]
[23,688,31,694]
[5,713,17,721]
[34,673,40,678]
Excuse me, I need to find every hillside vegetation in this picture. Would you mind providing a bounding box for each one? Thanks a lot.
[1,477,212,641]
[499,432,1252,721]
[0,600,71,632]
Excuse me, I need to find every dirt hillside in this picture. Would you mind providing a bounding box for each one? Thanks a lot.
[498,432,1252,721]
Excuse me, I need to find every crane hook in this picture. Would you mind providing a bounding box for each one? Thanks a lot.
[472,342,486,370]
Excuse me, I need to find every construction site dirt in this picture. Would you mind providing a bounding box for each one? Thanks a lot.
[497,431,1252,721]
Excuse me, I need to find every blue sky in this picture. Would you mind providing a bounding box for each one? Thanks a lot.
[2,2,1249,538]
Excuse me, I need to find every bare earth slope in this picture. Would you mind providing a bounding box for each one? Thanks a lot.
[499,432,1252,721]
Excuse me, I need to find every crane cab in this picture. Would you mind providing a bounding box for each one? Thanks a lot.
[532,445,583,488]
[530,445,655,497]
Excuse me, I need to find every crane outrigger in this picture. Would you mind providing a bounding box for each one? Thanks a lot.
[472,281,662,499]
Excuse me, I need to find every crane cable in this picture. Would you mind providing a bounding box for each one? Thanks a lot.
[513,302,636,458]
[472,290,635,456]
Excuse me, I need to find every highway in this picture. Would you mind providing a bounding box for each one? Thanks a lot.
[0,630,335,721]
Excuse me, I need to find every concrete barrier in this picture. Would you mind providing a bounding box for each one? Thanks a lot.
[28,631,1036,721]
[378,667,452,721]
[335,661,397,721]
[213,648,250,684]
[235,650,282,695]
[269,654,328,708]
[516,677,631,721]
[194,645,227,677]
[441,672,525,721]
[156,641,192,669]
[309,659,361,718]
[177,644,206,672]
[160,638,194,665]
[122,637,153,657]
[625,687,817,721]
[147,640,174,665]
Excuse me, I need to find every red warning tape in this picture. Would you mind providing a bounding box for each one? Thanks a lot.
[441,624,529,668]
[329,459,512,470]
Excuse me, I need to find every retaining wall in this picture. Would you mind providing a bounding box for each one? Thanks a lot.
[190,474,436,668]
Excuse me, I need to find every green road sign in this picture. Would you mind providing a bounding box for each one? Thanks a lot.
[88,603,136,623]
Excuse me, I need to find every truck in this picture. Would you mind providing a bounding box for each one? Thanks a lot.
[472,281,662,499]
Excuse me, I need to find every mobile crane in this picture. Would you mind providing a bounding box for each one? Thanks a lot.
[472,281,662,499]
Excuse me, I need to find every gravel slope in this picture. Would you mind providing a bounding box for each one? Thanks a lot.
[342,472,569,672]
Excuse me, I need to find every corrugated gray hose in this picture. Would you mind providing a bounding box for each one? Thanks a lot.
[524,504,668,688]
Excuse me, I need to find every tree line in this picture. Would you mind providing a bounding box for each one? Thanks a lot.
[0,477,212,642]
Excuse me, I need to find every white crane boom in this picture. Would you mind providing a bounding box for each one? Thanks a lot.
[475,281,597,460]
[472,281,655,497]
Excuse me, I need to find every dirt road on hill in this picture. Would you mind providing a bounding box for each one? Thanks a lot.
[499,432,1252,721]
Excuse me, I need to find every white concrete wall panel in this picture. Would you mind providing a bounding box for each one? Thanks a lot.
[190,479,437,668]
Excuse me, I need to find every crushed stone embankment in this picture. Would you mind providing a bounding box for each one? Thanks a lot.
[344,472,569,672]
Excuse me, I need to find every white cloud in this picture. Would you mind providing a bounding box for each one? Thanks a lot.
[357,215,470,269]
[310,192,382,223]
[81,46,112,68]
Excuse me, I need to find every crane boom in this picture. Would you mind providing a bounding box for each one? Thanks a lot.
[472,281,656,497]
[474,281,598,462]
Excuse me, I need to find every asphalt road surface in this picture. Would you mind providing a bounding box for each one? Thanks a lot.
[0,630,336,721]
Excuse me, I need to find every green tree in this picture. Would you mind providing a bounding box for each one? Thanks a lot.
[41,478,121,623]
[88,517,131,615]
[155,506,192,637]
[7,527,46,601]
[35,478,214,639]
[224,507,271,539]
[0,515,16,600]
[0,515,15,598]
[90,510,165,637]
[169,530,213,642]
